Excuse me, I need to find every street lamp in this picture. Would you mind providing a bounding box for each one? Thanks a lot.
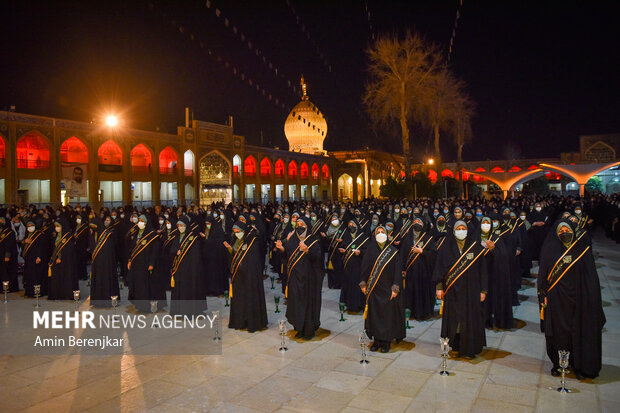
[105,114,119,127]
[428,158,435,165]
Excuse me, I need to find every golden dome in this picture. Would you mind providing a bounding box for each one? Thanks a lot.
[284,76,327,154]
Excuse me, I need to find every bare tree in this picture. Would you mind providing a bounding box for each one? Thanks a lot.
[363,32,443,178]
[451,90,475,196]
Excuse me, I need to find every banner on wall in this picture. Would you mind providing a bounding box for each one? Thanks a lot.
[62,163,88,197]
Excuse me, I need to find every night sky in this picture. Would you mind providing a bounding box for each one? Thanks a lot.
[2,0,619,162]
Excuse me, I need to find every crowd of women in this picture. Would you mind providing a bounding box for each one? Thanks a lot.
[1,192,618,379]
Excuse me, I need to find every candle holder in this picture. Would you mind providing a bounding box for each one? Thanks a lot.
[111,295,118,317]
[270,275,275,290]
[557,350,571,393]
[405,308,412,329]
[34,284,41,308]
[359,329,370,364]
[73,290,80,311]
[119,274,124,290]
[278,319,288,352]
[274,295,281,313]
[439,337,450,376]
[87,273,91,287]
[339,302,346,322]
[2,281,9,303]
[224,290,230,307]
[213,310,221,341]
[150,300,158,328]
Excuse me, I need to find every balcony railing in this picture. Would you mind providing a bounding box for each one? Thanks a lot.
[159,166,178,175]
[244,171,256,178]
[17,159,50,169]
[99,164,122,173]
[184,168,193,176]
[131,165,152,174]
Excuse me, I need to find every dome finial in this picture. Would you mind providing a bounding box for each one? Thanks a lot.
[300,75,308,100]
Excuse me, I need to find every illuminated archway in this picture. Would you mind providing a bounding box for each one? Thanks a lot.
[288,160,297,177]
[322,164,329,179]
[0,136,6,167]
[60,136,88,163]
[233,155,242,177]
[260,157,271,177]
[540,162,620,196]
[98,140,123,167]
[244,155,256,177]
[312,163,319,180]
[159,146,178,174]
[130,144,152,174]
[300,162,309,179]
[17,131,50,169]
[337,173,353,200]
[184,150,195,176]
[275,159,285,178]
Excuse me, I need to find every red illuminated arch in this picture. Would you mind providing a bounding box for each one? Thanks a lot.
[98,140,123,166]
[16,131,50,169]
[491,166,504,173]
[462,171,471,181]
[322,164,329,179]
[275,159,285,178]
[441,169,454,178]
[260,157,271,177]
[528,164,539,170]
[428,169,438,183]
[474,167,486,172]
[0,136,5,167]
[312,163,319,179]
[288,160,297,177]
[244,155,256,177]
[300,162,309,179]
[508,166,522,172]
[60,136,88,164]
[130,144,152,173]
[159,146,178,174]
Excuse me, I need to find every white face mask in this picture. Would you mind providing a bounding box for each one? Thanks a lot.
[331,219,339,226]
[220,214,225,220]
[235,232,244,239]
[27,226,35,233]
[76,218,82,224]
[166,223,172,230]
[131,217,138,223]
[535,207,542,212]
[120,214,125,219]
[575,209,582,215]
[178,225,186,234]
[492,221,499,229]
[137,221,146,230]
[283,218,289,223]
[454,229,467,240]
[481,223,491,233]
[520,215,526,220]
[158,219,164,225]
[375,232,387,243]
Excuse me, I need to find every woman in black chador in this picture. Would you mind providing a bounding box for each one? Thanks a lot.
[127,215,165,312]
[225,221,268,332]
[48,218,78,300]
[338,218,369,313]
[89,218,119,307]
[538,219,605,379]
[170,216,206,316]
[276,216,323,340]
[0,215,19,292]
[203,217,229,296]
[22,217,50,297]
[433,220,488,358]
[360,225,405,353]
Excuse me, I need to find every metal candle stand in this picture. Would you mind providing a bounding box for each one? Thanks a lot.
[439,337,450,376]
[557,350,571,393]
[111,295,119,317]
[405,308,412,329]
[2,281,8,303]
[224,290,230,307]
[339,302,346,322]
[213,310,221,341]
[34,285,41,308]
[359,329,370,364]
[73,290,80,311]
[270,275,275,290]
[278,319,288,352]
[274,295,281,313]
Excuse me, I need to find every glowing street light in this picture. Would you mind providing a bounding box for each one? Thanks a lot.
[428,158,435,165]
[105,115,119,127]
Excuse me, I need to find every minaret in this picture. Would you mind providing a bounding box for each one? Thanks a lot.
[300,75,308,101]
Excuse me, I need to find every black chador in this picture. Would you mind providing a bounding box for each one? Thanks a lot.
[282,217,323,339]
[227,222,268,332]
[360,228,405,353]
[89,219,119,307]
[21,218,50,297]
[483,219,515,329]
[155,225,178,291]
[203,218,229,296]
[400,220,435,320]
[74,216,90,280]
[338,219,369,313]
[538,220,605,379]
[170,216,206,316]
[0,218,19,292]
[128,215,165,312]
[433,225,488,358]
[325,216,344,289]
[48,218,79,300]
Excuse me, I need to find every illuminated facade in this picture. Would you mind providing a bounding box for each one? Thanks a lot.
[284,77,328,155]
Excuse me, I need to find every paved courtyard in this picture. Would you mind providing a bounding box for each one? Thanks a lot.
[1,229,619,412]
